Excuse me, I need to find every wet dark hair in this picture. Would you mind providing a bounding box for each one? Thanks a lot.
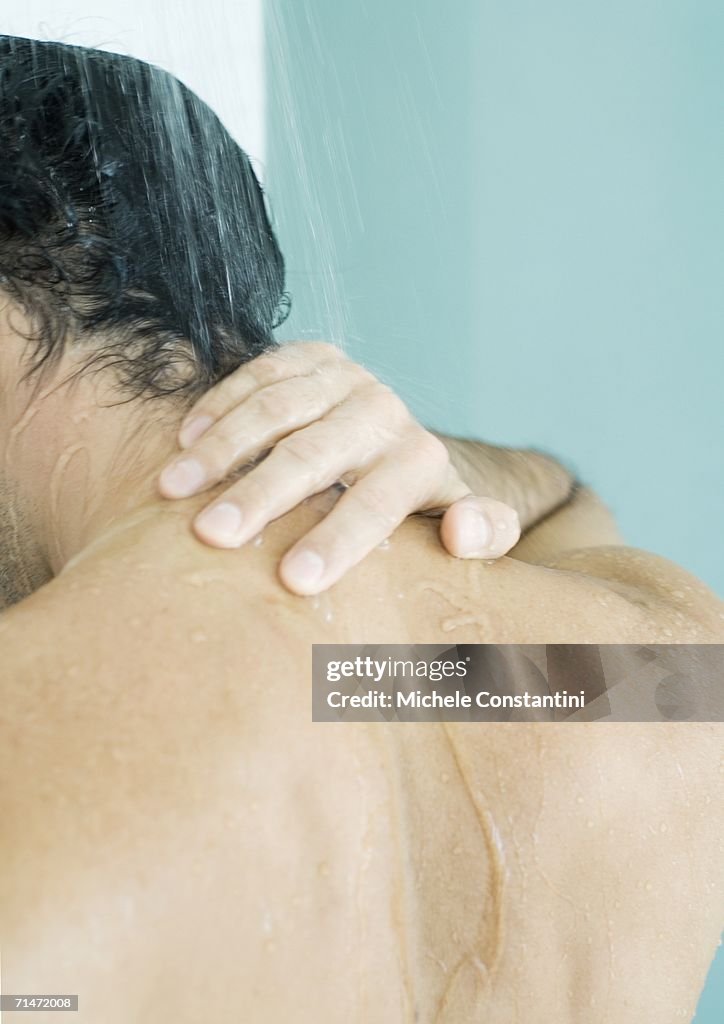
[0,35,288,400]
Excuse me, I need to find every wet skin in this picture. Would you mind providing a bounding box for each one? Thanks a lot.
[1,299,722,1023]
[0,483,723,1023]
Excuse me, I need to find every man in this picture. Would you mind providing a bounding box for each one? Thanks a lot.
[1,37,722,1023]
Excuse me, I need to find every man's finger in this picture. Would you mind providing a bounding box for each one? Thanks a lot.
[277,440,446,595]
[159,364,356,498]
[177,341,343,447]
[190,418,380,548]
[440,495,521,559]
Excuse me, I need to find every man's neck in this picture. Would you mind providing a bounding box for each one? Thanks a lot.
[1,356,183,603]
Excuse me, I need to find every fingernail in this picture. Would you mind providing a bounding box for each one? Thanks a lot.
[179,414,214,448]
[159,458,206,498]
[457,506,494,555]
[282,549,325,592]
[194,502,243,546]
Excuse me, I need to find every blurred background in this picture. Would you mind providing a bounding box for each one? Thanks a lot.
[266,0,724,605]
[2,1,723,1016]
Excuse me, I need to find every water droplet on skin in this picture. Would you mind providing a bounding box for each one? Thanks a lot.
[378,538,390,550]
[183,570,228,587]
[311,596,320,611]
[324,610,333,623]
[442,614,480,632]
[397,592,405,600]
[252,533,264,548]
[495,520,508,531]
[191,630,207,644]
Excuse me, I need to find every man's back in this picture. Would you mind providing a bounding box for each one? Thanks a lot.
[1,32,720,1022]
[1,490,722,1022]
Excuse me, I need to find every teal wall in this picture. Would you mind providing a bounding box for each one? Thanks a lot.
[265,0,724,605]
[265,4,724,1014]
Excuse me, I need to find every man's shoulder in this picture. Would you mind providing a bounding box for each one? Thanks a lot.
[0,519,288,685]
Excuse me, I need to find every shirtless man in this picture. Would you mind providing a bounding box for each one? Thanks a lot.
[1,36,722,1023]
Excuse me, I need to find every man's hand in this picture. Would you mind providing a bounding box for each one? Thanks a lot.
[158,342,520,594]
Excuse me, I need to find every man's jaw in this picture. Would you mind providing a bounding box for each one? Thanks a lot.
[0,475,52,609]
